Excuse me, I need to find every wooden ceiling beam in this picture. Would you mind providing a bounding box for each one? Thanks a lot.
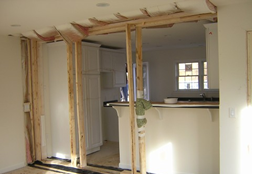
[114,13,129,20]
[89,18,109,26]
[33,30,55,42]
[140,8,151,17]
[88,12,217,36]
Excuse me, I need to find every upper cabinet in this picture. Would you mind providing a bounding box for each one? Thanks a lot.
[82,43,101,74]
[100,48,126,87]
[204,23,219,89]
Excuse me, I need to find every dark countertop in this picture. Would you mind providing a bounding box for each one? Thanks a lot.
[105,101,219,109]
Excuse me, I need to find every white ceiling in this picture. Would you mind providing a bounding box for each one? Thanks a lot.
[0,0,248,49]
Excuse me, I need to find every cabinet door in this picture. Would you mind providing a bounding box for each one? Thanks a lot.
[100,50,113,71]
[113,52,126,71]
[113,52,126,87]
[82,46,100,74]
[83,75,102,150]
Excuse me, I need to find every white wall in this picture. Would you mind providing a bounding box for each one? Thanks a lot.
[117,107,219,174]
[0,36,26,173]
[218,2,252,174]
[44,42,72,159]
[142,46,219,102]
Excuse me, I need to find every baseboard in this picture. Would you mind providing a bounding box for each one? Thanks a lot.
[0,162,26,174]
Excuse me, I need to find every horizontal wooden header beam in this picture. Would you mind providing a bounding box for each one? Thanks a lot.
[88,12,217,36]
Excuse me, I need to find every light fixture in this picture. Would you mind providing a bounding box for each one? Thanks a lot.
[96,2,110,7]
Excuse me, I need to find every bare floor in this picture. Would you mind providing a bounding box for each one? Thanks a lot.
[87,141,119,167]
[4,141,121,174]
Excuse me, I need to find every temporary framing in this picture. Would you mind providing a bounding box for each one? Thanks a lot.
[21,1,217,173]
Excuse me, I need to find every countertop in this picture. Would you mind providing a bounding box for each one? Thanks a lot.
[105,101,219,109]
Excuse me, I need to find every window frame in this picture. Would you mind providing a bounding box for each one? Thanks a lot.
[175,60,207,91]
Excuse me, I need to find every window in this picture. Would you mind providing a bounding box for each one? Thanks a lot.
[203,61,208,89]
[177,61,208,90]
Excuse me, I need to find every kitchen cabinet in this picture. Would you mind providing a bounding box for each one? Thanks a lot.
[45,41,103,158]
[204,23,219,89]
[100,49,126,88]
[82,43,101,74]
[83,75,103,154]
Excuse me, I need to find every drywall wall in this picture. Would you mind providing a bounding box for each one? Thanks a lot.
[46,42,72,159]
[0,36,26,173]
[218,2,252,174]
[117,107,219,174]
[142,46,219,102]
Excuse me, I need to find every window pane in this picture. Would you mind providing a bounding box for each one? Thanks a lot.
[179,70,185,76]
[204,75,208,89]
[192,62,198,68]
[177,62,200,90]
[179,63,185,69]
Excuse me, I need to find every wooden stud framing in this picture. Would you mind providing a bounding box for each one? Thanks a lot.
[88,13,216,36]
[31,40,42,160]
[125,24,137,174]
[75,41,87,167]
[135,27,146,174]
[66,43,77,166]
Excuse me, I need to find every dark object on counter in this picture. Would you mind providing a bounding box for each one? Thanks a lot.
[176,97,219,102]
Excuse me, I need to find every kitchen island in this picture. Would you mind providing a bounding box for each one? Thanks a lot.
[106,101,219,174]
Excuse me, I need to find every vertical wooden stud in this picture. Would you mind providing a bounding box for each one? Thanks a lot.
[136,26,147,174]
[31,40,42,160]
[75,41,87,167]
[125,24,137,174]
[66,43,77,166]
[28,39,36,162]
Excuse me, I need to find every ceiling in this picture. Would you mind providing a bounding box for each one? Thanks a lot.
[0,0,248,49]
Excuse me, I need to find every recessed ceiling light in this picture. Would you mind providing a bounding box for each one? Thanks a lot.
[11,24,21,27]
[96,2,110,7]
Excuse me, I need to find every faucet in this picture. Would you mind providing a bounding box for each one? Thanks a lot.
[200,93,206,101]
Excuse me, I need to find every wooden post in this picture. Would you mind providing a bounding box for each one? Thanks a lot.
[31,40,42,160]
[27,39,36,162]
[66,43,77,166]
[135,27,146,174]
[75,41,87,167]
[125,24,137,174]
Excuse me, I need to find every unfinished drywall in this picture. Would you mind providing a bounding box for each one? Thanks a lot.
[0,36,26,173]
[218,2,252,174]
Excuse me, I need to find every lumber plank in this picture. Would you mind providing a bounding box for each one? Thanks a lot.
[75,41,87,167]
[88,13,216,36]
[125,24,137,174]
[66,43,77,166]
[135,27,146,174]
[27,39,36,161]
[31,40,42,160]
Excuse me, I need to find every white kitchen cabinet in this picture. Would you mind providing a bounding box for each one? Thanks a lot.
[83,75,103,154]
[82,43,101,74]
[204,23,219,89]
[100,49,126,88]
[100,49,113,71]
